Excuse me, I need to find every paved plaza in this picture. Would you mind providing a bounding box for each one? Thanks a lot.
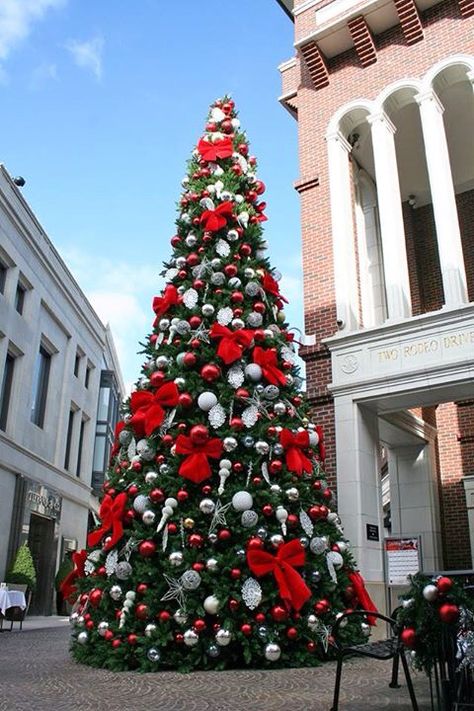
[0,622,435,711]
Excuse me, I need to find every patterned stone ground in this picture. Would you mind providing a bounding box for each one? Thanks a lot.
[0,627,433,711]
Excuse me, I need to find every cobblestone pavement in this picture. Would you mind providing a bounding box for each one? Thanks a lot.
[0,626,433,711]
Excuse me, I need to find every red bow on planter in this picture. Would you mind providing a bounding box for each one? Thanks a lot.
[209,323,254,364]
[279,429,313,476]
[252,346,287,386]
[348,571,378,626]
[59,549,87,601]
[200,201,234,232]
[152,285,181,325]
[175,434,223,484]
[87,492,128,551]
[197,136,234,162]
[262,272,288,304]
[129,381,180,437]
[247,539,311,611]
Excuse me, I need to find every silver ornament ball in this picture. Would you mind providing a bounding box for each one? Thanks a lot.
[265,643,281,662]
[77,631,88,645]
[147,647,161,662]
[215,629,232,646]
[184,629,199,647]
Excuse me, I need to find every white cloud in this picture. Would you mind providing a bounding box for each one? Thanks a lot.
[65,34,104,80]
[29,61,57,88]
[62,248,162,388]
[0,0,64,61]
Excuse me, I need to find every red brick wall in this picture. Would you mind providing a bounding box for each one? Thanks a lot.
[288,0,474,567]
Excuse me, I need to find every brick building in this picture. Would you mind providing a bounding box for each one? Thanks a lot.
[276,0,474,610]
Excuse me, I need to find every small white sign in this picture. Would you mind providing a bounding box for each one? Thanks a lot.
[385,537,421,586]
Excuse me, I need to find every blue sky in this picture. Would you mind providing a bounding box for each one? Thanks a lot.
[0,0,301,389]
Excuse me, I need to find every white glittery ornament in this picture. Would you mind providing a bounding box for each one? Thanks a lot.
[208,403,226,428]
[227,364,245,388]
[245,363,262,382]
[145,623,157,637]
[109,585,122,600]
[242,577,262,609]
[181,570,201,590]
[115,562,133,580]
[215,239,230,257]
[217,306,233,325]
[105,550,118,577]
[241,510,258,528]
[310,536,328,555]
[184,629,199,647]
[183,288,199,309]
[133,495,149,514]
[215,629,232,646]
[242,405,259,428]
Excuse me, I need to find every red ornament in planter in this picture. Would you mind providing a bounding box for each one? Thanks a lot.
[89,588,103,607]
[400,628,417,648]
[438,603,460,624]
[139,540,156,557]
[436,576,453,593]
[135,603,149,620]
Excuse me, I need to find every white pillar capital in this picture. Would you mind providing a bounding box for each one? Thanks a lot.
[325,130,352,153]
[416,88,468,307]
[368,110,412,321]
[367,110,396,134]
[415,89,445,114]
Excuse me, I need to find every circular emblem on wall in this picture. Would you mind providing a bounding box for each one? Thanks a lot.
[340,354,359,374]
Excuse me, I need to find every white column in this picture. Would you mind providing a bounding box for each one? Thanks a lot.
[416,89,468,307]
[368,111,412,321]
[463,475,474,567]
[326,131,360,331]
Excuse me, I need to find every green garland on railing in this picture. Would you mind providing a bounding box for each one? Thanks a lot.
[397,572,474,673]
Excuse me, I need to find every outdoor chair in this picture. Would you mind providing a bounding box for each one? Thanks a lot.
[330,608,419,711]
[4,584,30,631]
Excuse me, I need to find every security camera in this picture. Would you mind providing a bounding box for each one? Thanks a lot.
[336,319,345,330]
[14,176,26,187]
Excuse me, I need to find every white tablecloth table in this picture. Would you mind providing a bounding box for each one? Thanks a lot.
[0,589,27,615]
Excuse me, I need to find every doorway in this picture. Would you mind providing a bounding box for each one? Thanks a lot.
[28,513,55,615]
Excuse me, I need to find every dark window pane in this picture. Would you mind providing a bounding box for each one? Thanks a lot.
[15,284,26,314]
[31,346,51,428]
[76,420,86,477]
[0,353,15,431]
[85,366,91,388]
[0,263,7,294]
[74,352,81,377]
[93,435,106,472]
[64,409,75,470]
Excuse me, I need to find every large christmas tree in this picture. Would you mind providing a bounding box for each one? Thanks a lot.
[64,97,376,671]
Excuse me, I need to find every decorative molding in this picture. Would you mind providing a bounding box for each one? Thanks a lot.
[347,15,377,67]
[294,174,320,193]
[393,0,424,45]
[458,0,474,17]
[299,41,330,90]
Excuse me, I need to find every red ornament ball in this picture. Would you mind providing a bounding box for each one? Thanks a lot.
[189,315,202,329]
[183,352,197,368]
[201,363,221,382]
[192,562,205,572]
[112,639,121,649]
[149,488,165,503]
[400,628,417,648]
[240,243,252,257]
[177,489,189,503]
[135,603,149,620]
[269,459,282,475]
[85,620,94,630]
[179,392,193,409]
[159,610,171,622]
[439,603,460,624]
[229,599,240,612]
[202,484,212,495]
[248,536,264,550]
[224,264,238,278]
[437,576,453,593]
[270,605,288,622]
[138,540,156,557]
[255,612,266,623]
[188,533,204,548]
[175,633,184,644]
[136,583,148,595]
[241,623,252,636]
[104,629,114,641]
[253,301,266,314]
[217,528,231,541]
[127,633,138,645]
[190,424,209,445]
[230,568,241,580]
[231,291,244,304]
[150,371,165,387]
[262,504,273,517]
[287,627,298,640]
[89,588,103,607]
[306,641,316,653]
[194,619,206,632]
[167,523,177,534]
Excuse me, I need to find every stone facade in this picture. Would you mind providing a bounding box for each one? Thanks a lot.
[0,166,124,614]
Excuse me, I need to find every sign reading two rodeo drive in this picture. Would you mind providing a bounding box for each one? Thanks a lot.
[327,306,474,387]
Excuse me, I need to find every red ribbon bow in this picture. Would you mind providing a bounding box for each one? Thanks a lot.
[348,571,378,626]
[152,285,181,326]
[200,201,234,232]
[197,136,234,162]
[247,539,311,611]
[262,272,288,304]
[175,434,223,484]
[209,323,254,364]
[252,346,287,386]
[87,492,128,551]
[59,549,87,601]
[129,381,180,437]
[279,429,313,476]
